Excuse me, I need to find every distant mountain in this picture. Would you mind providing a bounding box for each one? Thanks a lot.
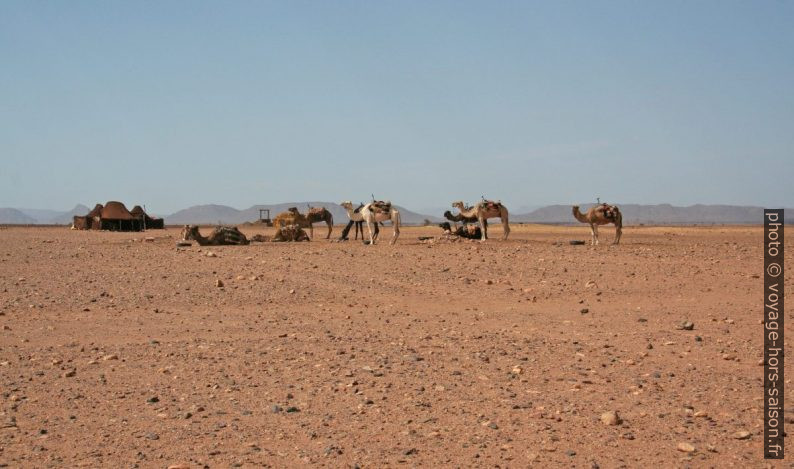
[166,204,243,225]
[166,202,444,225]
[3,204,92,225]
[512,204,794,224]
[49,204,91,224]
[0,208,37,224]
[18,208,64,222]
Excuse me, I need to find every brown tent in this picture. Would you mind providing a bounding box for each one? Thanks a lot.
[72,201,160,231]
[129,205,164,229]
[96,201,140,231]
[72,216,90,230]
[73,203,104,230]
[87,203,104,218]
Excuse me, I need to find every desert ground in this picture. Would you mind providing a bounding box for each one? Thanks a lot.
[0,223,791,468]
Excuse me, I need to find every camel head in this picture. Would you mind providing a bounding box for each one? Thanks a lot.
[181,225,199,241]
[340,201,354,211]
[451,201,465,209]
[287,207,299,214]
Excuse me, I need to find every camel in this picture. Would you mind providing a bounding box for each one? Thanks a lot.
[338,202,369,241]
[181,225,249,246]
[305,206,334,239]
[341,200,400,245]
[273,207,309,230]
[443,209,487,237]
[439,222,482,240]
[572,204,623,245]
[451,200,510,241]
[271,224,310,242]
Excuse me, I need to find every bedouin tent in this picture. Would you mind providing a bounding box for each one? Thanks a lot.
[129,205,165,229]
[72,201,163,231]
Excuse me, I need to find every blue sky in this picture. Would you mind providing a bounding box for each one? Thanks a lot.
[1,1,792,214]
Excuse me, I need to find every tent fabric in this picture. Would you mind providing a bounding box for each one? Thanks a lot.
[72,216,90,230]
[129,204,165,229]
[100,201,135,220]
[87,204,104,218]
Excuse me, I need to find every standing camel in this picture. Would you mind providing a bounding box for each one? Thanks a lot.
[305,206,334,239]
[341,200,400,245]
[572,204,622,245]
[451,200,510,241]
[338,202,372,241]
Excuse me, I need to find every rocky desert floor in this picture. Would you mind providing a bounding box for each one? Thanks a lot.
[0,224,791,468]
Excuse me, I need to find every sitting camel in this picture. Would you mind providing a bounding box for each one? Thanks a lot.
[305,206,334,239]
[439,222,482,240]
[273,207,308,229]
[271,224,310,242]
[572,204,622,245]
[443,209,487,237]
[181,225,249,246]
[451,200,510,241]
[341,200,400,245]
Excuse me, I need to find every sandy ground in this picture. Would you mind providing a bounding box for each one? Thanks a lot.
[0,224,791,468]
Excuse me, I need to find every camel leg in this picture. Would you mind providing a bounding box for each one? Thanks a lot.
[326,220,332,239]
[614,223,622,245]
[589,224,597,245]
[366,219,376,245]
[339,220,354,240]
[502,216,510,240]
[593,225,600,245]
[390,212,401,245]
[478,215,487,241]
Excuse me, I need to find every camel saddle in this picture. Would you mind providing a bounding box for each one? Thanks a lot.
[307,207,325,216]
[599,203,617,219]
[483,200,502,210]
[371,200,392,214]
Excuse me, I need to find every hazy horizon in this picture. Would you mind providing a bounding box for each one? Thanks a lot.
[2,1,792,214]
